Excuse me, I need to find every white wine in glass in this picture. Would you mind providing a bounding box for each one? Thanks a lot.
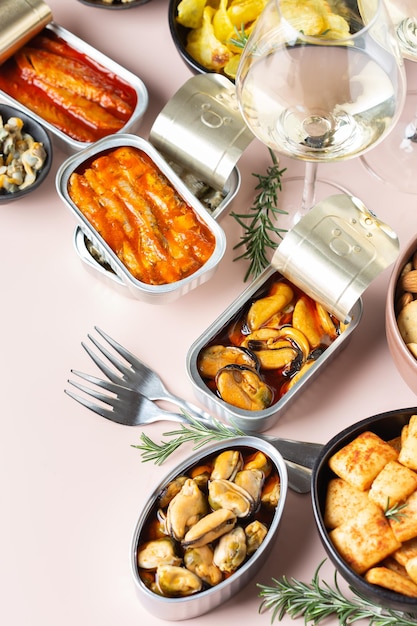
[235,0,406,222]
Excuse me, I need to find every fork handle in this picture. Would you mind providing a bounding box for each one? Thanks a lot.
[165,395,323,470]
[158,394,219,428]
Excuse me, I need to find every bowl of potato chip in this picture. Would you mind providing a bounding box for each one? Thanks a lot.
[312,407,417,614]
[168,0,269,79]
[386,236,417,395]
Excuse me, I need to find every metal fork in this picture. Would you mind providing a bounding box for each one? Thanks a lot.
[80,327,323,469]
[65,370,319,494]
[82,326,216,425]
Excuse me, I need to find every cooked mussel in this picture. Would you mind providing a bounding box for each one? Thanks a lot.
[197,344,259,379]
[155,564,202,597]
[138,537,182,570]
[208,478,253,517]
[247,282,294,330]
[183,545,223,586]
[245,520,268,555]
[215,365,273,411]
[213,526,247,573]
[211,449,243,481]
[166,478,208,541]
[181,509,237,548]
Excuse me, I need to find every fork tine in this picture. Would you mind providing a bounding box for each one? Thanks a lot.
[94,326,148,373]
[85,334,133,381]
[81,340,125,384]
[64,387,122,423]
[71,369,133,393]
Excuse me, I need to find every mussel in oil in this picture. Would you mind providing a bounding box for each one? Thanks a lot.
[155,564,203,597]
[215,365,273,411]
[166,478,208,541]
[197,345,259,379]
[213,526,247,573]
[183,545,223,586]
[138,537,182,570]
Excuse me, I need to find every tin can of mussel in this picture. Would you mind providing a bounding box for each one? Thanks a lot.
[186,195,401,432]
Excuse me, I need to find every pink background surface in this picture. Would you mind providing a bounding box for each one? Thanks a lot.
[2,1,417,623]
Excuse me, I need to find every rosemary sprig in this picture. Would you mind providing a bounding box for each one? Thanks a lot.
[231,149,288,282]
[258,561,417,626]
[229,24,249,49]
[132,413,244,465]
[384,497,408,522]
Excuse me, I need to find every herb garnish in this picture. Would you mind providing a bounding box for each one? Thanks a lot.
[384,497,408,522]
[231,149,287,282]
[258,561,417,626]
[132,414,244,465]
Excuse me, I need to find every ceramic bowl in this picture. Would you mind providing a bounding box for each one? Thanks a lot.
[130,436,288,620]
[0,104,52,204]
[311,407,417,614]
[386,235,417,395]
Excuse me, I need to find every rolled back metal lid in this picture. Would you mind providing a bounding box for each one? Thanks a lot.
[149,73,254,192]
[0,0,52,65]
[271,194,400,323]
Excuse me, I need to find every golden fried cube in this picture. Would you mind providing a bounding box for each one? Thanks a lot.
[328,431,398,491]
[368,460,417,510]
[405,555,417,585]
[324,477,370,529]
[399,415,417,471]
[393,537,417,566]
[329,502,401,574]
[365,566,417,597]
[390,489,417,543]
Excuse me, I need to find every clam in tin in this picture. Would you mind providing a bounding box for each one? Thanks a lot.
[56,134,227,303]
[186,195,400,433]
[130,436,288,620]
[0,21,148,153]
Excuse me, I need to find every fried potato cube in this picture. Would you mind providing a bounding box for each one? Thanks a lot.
[328,431,398,491]
[399,415,417,470]
[329,503,401,574]
[365,566,417,597]
[393,537,417,566]
[405,555,417,584]
[368,461,417,510]
[382,556,410,576]
[324,477,370,529]
[389,489,417,543]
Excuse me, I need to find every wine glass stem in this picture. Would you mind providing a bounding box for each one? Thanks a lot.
[301,161,318,214]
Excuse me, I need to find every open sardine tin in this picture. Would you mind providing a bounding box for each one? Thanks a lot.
[187,195,400,432]
[56,133,228,302]
[67,73,253,293]
[0,13,149,153]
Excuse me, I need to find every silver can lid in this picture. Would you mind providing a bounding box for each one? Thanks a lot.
[149,73,254,192]
[271,194,399,323]
[0,0,52,65]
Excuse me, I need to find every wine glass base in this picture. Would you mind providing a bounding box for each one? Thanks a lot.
[276,175,353,232]
[360,92,417,195]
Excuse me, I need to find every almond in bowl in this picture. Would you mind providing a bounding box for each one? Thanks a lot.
[386,235,417,394]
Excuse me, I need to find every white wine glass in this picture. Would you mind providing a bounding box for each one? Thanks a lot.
[235,0,406,225]
[360,0,417,193]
